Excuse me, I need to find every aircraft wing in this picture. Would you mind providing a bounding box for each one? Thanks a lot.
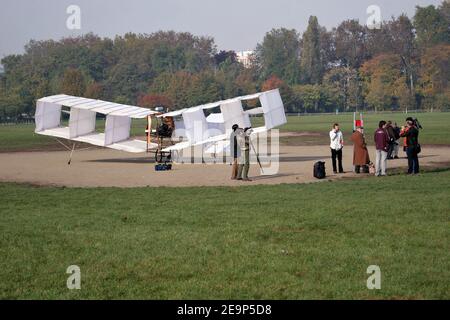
[35,89,286,155]
[35,94,158,153]
[162,126,269,154]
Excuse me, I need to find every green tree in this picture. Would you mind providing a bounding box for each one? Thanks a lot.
[414,4,449,48]
[300,16,323,84]
[256,28,301,85]
[188,71,223,106]
[60,68,86,96]
[323,67,362,111]
[360,54,404,111]
[292,84,321,112]
[418,44,450,110]
[335,20,368,68]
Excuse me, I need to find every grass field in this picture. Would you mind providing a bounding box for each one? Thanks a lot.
[0,124,58,152]
[253,112,450,146]
[0,120,148,152]
[1,112,449,152]
[1,169,449,299]
[1,111,449,300]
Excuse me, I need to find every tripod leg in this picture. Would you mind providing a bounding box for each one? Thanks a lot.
[250,139,264,174]
[68,143,76,165]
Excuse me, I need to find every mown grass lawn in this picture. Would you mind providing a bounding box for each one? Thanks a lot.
[0,119,148,152]
[253,112,450,146]
[0,170,449,299]
[0,124,57,152]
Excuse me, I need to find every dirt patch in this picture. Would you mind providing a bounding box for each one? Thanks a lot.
[1,144,450,188]
[279,131,324,137]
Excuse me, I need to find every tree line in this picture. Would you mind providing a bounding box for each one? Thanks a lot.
[0,2,448,120]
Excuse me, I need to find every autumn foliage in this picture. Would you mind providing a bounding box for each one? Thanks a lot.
[137,94,173,110]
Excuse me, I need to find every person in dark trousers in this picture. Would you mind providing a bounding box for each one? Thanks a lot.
[329,123,344,174]
[385,121,397,159]
[400,119,420,174]
[229,124,241,180]
[374,121,390,176]
[236,127,252,181]
[392,122,401,159]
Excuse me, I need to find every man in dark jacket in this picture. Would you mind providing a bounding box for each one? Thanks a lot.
[374,121,390,176]
[385,121,397,159]
[400,119,420,174]
[392,122,401,159]
[230,124,241,179]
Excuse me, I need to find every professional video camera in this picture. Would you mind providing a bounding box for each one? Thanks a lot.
[406,117,423,130]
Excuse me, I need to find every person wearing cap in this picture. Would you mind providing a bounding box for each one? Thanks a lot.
[350,126,370,173]
[230,124,241,180]
[236,127,252,181]
[402,117,416,152]
[400,119,420,174]
[329,123,344,174]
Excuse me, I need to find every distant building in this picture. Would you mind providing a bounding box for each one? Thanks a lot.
[236,51,254,68]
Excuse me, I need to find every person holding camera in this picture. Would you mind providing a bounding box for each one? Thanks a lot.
[374,121,390,176]
[329,123,344,174]
[236,127,253,181]
[400,119,420,174]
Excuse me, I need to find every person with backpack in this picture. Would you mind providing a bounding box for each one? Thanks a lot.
[374,121,390,176]
[329,123,344,174]
[350,126,370,173]
[400,119,420,174]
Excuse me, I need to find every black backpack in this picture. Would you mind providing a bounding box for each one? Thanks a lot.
[313,161,326,179]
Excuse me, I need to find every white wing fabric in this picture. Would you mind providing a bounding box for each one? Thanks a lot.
[35,94,157,153]
[260,89,287,129]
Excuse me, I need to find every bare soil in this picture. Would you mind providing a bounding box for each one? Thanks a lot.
[1,143,449,188]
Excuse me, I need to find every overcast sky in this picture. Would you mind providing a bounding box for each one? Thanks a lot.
[0,0,444,58]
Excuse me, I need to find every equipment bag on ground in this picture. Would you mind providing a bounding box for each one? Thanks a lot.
[313,161,326,179]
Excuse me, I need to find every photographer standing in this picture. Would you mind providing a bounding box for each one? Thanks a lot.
[236,127,252,181]
[329,123,344,174]
[400,119,420,174]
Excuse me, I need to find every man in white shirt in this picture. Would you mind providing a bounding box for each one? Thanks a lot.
[329,123,344,174]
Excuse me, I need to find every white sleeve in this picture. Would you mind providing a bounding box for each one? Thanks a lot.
[330,131,337,141]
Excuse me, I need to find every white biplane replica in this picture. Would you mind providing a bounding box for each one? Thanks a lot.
[35,88,286,167]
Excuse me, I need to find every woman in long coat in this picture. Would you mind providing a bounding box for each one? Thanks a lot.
[351,127,370,172]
